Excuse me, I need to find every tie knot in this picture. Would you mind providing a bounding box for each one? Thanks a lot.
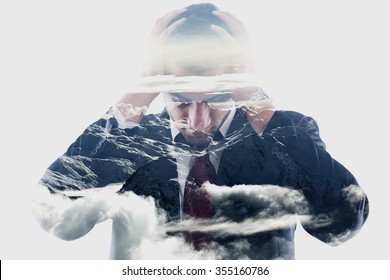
[188,153,216,186]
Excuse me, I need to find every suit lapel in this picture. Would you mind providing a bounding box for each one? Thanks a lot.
[216,110,256,185]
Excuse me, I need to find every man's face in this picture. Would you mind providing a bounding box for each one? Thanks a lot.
[162,38,239,146]
[163,91,234,146]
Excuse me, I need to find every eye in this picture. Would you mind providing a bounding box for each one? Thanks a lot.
[167,92,192,108]
[205,93,233,110]
[170,93,192,104]
[206,94,231,104]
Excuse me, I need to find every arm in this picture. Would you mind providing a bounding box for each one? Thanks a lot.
[32,183,118,240]
[115,9,187,123]
[262,111,369,245]
[40,8,187,191]
[34,112,155,240]
[211,10,277,135]
[34,9,187,240]
[38,8,186,187]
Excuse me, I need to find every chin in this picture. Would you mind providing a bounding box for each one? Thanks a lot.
[183,131,213,147]
[186,136,209,146]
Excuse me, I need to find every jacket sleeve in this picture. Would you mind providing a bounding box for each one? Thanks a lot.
[263,110,369,245]
[39,109,161,195]
[34,109,169,240]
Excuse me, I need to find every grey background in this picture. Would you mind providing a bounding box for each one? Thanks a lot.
[1,0,388,259]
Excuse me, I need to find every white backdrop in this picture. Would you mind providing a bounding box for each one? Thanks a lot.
[1,0,388,259]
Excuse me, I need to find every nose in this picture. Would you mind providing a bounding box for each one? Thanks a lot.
[188,101,211,131]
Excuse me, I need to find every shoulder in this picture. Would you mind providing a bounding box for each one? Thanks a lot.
[266,110,318,129]
[265,110,326,150]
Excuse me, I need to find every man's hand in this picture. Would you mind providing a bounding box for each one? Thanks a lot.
[210,9,273,133]
[143,9,186,76]
[211,10,255,73]
[114,10,187,124]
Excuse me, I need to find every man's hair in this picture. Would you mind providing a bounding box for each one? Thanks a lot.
[167,3,233,38]
[163,3,242,75]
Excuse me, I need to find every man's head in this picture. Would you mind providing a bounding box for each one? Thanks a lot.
[158,3,251,147]
[163,3,239,76]
[168,3,233,38]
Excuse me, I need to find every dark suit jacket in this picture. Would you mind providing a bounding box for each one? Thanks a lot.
[42,109,369,259]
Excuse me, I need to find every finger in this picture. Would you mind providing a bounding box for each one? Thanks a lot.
[152,8,186,36]
[210,24,236,45]
[212,10,245,36]
[213,10,243,26]
[212,10,251,49]
[158,17,186,41]
[210,24,254,72]
[146,18,185,76]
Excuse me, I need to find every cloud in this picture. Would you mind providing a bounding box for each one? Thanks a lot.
[127,73,259,94]
[165,184,311,237]
[32,184,213,259]
[32,182,365,259]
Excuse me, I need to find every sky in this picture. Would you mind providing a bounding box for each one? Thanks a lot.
[0,0,389,259]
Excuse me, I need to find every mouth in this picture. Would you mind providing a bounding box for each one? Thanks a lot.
[176,121,212,136]
[183,129,214,146]
[186,128,216,140]
[192,130,208,137]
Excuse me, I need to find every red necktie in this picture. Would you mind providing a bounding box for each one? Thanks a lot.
[183,151,216,250]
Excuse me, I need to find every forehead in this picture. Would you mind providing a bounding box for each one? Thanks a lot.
[165,91,230,102]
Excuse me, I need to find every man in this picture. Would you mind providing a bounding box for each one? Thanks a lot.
[34,3,369,259]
